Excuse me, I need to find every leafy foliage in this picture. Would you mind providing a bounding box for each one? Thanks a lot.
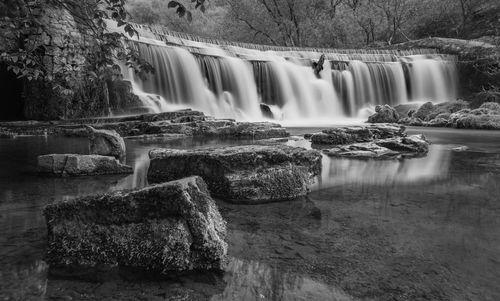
[168,0,207,22]
[128,0,498,48]
[0,0,153,95]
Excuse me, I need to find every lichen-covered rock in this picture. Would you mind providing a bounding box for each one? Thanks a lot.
[310,124,405,145]
[43,176,227,273]
[37,154,132,176]
[478,102,500,113]
[87,126,126,160]
[375,134,430,154]
[412,100,469,122]
[427,117,449,127]
[399,117,424,126]
[422,102,500,129]
[413,102,435,121]
[323,135,429,159]
[323,143,400,159]
[148,145,322,203]
[367,105,400,123]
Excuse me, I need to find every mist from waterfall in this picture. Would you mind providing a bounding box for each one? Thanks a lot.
[118,23,458,123]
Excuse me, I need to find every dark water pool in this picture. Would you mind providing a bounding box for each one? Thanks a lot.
[0,128,499,300]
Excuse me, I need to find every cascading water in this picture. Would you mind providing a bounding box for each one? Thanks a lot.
[114,21,459,122]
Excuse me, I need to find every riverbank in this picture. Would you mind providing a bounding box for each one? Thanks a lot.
[366,101,500,130]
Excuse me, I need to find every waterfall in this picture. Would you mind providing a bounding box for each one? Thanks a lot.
[113,21,459,122]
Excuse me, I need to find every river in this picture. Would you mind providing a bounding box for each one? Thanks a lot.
[0,127,499,300]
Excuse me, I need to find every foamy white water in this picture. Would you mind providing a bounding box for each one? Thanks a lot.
[111,21,459,123]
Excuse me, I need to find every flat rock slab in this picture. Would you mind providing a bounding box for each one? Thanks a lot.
[323,134,430,159]
[37,154,133,176]
[310,124,405,145]
[148,145,322,203]
[0,110,290,139]
[43,176,227,273]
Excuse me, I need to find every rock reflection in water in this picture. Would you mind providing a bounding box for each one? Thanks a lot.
[0,261,48,301]
[314,145,451,188]
[212,259,352,301]
[114,152,150,190]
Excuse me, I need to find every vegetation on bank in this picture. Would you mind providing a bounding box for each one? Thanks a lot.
[127,0,499,48]
[0,0,153,93]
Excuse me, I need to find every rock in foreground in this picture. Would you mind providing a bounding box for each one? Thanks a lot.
[37,154,132,176]
[148,145,322,203]
[43,176,227,273]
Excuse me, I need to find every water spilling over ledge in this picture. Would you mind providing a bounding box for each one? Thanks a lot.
[111,21,458,123]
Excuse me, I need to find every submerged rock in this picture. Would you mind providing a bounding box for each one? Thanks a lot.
[37,154,132,176]
[87,126,126,160]
[367,104,400,123]
[310,124,405,145]
[148,145,322,203]
[43,176,227,273]
[323,135,429,159]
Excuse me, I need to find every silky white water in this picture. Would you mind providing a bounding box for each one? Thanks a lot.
[116,22,458,122]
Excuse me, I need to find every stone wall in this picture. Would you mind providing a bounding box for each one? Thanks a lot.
[0,2,141,121]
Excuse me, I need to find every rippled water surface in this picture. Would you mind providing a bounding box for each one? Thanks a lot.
[0,127,499,300]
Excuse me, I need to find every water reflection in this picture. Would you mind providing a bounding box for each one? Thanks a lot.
[1,131,499,300]
[212,259,352,301]
[313,145,451,189]
[0,261,48,300]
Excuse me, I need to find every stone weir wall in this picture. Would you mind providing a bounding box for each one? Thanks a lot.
[0,2,141,121]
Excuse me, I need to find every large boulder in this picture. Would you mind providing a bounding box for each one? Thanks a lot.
[37,154,132,176]
[148,145,322,203]
[367,105,400,123]
[323,135,429,159]
[43,176,227,273]
[412,102,435,121]
[310,124,405,145]
[87,126,126,160]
